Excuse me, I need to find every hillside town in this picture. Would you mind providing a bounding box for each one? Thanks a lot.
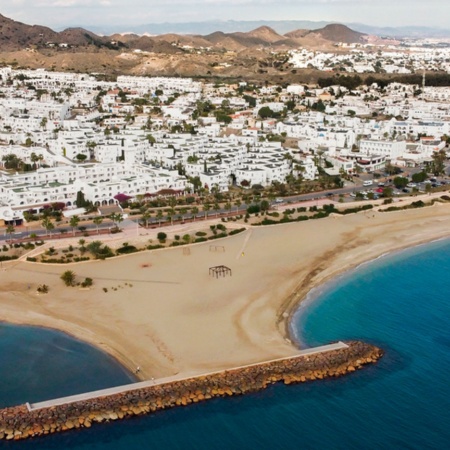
[0,63,449,226]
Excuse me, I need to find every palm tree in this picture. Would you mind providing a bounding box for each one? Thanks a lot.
[30,152,39,170]
[167,208,175,226]
[6,224,15,242]
[141,211,151,228]
[41,217,54,237]
[191,206,199,221]
[224,202,232,217]
[92,216,103,234]
[70,215,80,236]
[203,203,211,219]
[156,209,164,227]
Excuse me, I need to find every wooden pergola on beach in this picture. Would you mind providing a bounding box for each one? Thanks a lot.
[209,265,232,278]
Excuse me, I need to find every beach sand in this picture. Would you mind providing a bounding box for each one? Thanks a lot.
[1,202,450,381]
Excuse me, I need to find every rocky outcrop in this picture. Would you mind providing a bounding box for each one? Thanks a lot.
[0,341,383,441]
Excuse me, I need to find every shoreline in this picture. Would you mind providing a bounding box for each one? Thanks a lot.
[286,233,450,347]
[1,202,450,383]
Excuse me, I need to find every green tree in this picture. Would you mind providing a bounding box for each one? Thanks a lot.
[75,153,87,162]
[258,106,275,119]
[393,177,408,189]
[411,171,427,183]
[109,213,124,230]
[431,150,446,176]
[382,186,393,198]
[75,191,88,208]
[260,200,270,213]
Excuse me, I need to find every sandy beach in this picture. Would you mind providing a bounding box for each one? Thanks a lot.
[1,200,450,381]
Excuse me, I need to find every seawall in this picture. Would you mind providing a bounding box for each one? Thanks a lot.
[0,341,383,441]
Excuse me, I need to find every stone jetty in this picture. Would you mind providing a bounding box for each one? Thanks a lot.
[0,341,383,441]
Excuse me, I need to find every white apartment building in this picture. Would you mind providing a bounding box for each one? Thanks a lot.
[359,139,406,159]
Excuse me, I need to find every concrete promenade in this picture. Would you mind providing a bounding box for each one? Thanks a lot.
[28,341,348,411]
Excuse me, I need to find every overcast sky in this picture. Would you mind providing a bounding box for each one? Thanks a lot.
[2,0,449,30]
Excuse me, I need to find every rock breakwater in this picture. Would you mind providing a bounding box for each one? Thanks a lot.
[0,341,383,441]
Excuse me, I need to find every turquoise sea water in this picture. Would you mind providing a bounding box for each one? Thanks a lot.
[2,239,450,449]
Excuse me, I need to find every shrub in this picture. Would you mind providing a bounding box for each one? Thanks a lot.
[261,218,279,225]
[195,231,207,237]
[194,237,207,243]
[247,204,260,214]
[157,232,167,242]
[61,270,76,286]
[116,245,138,254]
[26,257,37,262]
[74,257,90,262]
[147,244,164,250]
[37,284,49,294]
[228,228,246,235]
[81,277,93,288]
[208,233,227,240]
[0,255,18,261]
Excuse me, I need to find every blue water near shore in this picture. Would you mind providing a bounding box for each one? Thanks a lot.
[2,239,450,449]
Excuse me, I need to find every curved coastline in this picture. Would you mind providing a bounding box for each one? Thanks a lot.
[1,202,450,384]
[286,234,450,347]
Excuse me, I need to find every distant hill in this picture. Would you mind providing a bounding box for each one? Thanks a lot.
[309,24,367,44]
[82,20,450,40]
[0,13,372,55]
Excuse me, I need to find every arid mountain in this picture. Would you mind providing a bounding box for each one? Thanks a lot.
[0,13,374,83]
[0,13,368,52]
[284,29,310,39]
[0,14,117,50]
[0,13,59,50]
[309,24,367,44]
[246,26,285,43]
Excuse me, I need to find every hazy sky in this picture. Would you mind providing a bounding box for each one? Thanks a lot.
[2,0,449,30]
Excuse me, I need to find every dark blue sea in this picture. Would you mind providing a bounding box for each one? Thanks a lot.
[2,239,450,449]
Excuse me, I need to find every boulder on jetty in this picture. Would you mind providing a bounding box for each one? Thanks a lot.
[0,341,383,442]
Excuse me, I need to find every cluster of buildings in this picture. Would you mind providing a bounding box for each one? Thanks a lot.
[288,46,450,74]
[0,64,449,224]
